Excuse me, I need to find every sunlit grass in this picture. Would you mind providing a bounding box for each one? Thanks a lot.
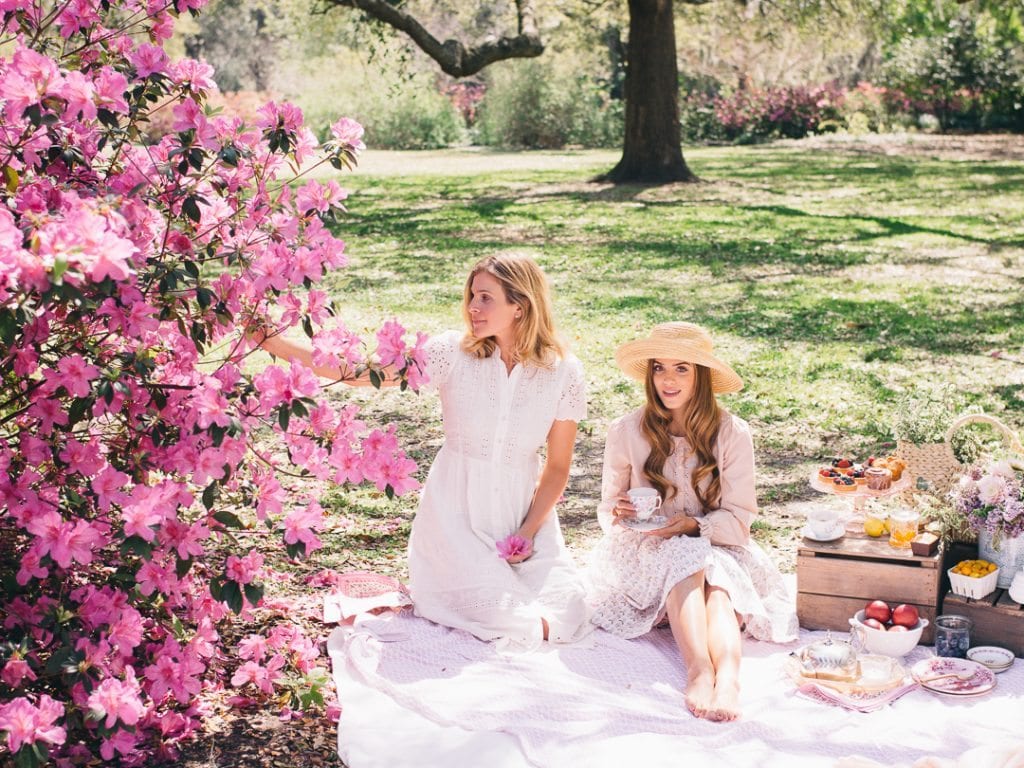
[303,138,1024,574]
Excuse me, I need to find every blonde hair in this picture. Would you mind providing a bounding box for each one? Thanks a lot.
[640,363,723,511]
[460,253,564,368]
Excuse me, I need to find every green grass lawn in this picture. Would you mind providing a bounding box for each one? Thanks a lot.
[288,136,1024,576]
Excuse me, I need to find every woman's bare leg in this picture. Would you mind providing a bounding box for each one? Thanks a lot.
[665,571,715,719]
[704,585,743,721]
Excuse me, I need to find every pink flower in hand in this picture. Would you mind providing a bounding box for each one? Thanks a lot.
[496,535,532,561]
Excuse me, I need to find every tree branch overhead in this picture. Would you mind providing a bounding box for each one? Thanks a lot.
[325,0,544,77]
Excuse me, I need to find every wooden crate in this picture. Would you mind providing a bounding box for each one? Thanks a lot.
[941,590,1024,657]
[797,526,943,644]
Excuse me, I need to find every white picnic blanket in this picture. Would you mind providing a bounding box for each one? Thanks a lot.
[327,612,1024,768]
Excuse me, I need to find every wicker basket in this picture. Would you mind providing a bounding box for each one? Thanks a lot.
[896,413,1024,495]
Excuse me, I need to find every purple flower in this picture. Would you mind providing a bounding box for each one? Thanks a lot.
[949,461,1024,539]
[496,534,532,561]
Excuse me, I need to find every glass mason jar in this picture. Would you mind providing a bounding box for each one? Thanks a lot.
[934,615,973,658]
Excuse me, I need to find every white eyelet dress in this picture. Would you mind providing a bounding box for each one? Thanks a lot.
[407,331,593,650]
[586,408,798,643]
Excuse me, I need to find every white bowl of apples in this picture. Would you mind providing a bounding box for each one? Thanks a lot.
[849,600,928,658]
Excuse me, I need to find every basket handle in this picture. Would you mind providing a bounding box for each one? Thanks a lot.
[944,413,1024,456]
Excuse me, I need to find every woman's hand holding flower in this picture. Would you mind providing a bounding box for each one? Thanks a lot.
[497,534,534,564]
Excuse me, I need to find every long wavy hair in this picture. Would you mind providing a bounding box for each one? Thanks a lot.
[460,253,564,368]
[640,362,723,511]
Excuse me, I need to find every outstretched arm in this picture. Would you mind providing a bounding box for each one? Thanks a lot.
[258,332,399,388]
[505,419,577,563]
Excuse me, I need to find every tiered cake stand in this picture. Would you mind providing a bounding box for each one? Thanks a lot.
[809,471,911,514]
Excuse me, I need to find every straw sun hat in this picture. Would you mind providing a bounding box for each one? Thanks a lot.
[614,322,743,394]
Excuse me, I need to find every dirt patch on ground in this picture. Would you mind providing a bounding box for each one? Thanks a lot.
[775,132,1024,162]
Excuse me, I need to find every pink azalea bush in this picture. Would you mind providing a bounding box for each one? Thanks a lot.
[0,2,427,765]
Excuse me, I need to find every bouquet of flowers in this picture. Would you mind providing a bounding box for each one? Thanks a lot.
[949,459,1024,542]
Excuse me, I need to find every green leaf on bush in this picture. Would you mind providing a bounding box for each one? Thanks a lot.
[221,581,243,614]
[243,583,264,607]
[202,482,220,510]
[3,165,18,193]
[278,406,290,431]
[176,557,194,579]
[369,369,381,389]
[121,535,153,560]
[182,195,202,223]
[213,509,243,529]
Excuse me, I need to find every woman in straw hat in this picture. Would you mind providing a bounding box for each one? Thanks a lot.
[258,253,592,649]
[586,322,796,721]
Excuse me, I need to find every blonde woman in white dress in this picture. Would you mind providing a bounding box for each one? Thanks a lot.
[587,323,797,721]
[261,254,591,649]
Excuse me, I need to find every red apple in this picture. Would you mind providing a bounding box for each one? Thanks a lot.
[864,599,892,624]
[888,624,909,632]
[891,603,920,628]
[862,617,886,631]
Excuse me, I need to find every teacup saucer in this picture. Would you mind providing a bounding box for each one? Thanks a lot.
[620,515,669,532]
[802,522,845,542]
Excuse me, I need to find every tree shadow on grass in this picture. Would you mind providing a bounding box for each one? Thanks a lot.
[741,204,995,245]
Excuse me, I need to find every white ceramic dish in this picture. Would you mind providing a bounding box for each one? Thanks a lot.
[966,646,1015,672]
[619,515,669,532]
[802,522,845,542]
[911,657,996,696]
[849,610,927,657]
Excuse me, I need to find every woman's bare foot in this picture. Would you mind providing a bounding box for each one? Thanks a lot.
[684,670,716,719]
[708,679,741,722]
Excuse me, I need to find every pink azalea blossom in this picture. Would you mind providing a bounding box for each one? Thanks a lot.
[1,657,37,688]
[230,654,285,694]
[375,319,408,369]
[225,551,263,585]
[496,535,533,561]
[330,117,366,151]
[87,670,145,729]
[129,43,169,78]
[0,694,66,753]
[51,354,100,397]
[282,501,324,556]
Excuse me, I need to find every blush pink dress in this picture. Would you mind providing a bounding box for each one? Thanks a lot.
[407,331,592,649]
[586,407,798,643]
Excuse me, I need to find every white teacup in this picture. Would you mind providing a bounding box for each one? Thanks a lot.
[627,488,662,522]
[807,509,840,538]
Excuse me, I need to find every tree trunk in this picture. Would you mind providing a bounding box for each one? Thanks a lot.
[603,0,696,183]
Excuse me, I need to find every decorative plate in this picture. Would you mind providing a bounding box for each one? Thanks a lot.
[911,657,996,696]
[619,515,669,532]
[966,646,1015,671]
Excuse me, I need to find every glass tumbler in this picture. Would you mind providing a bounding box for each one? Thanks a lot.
[888,508,918,549]
[934,614,973,658]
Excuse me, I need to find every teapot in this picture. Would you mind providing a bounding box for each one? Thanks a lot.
[798,630,862,682]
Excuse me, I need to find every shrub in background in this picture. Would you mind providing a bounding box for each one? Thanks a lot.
[879,12,1024,131]
[682,83,845,143]
[475,59,622,149]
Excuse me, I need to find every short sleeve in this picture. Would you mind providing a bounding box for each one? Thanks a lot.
[555,355,587,423]
[420,330,462,394]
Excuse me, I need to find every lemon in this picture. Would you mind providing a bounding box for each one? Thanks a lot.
[863,517,886,537]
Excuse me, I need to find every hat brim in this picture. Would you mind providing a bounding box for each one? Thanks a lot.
[614,339,743,394]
